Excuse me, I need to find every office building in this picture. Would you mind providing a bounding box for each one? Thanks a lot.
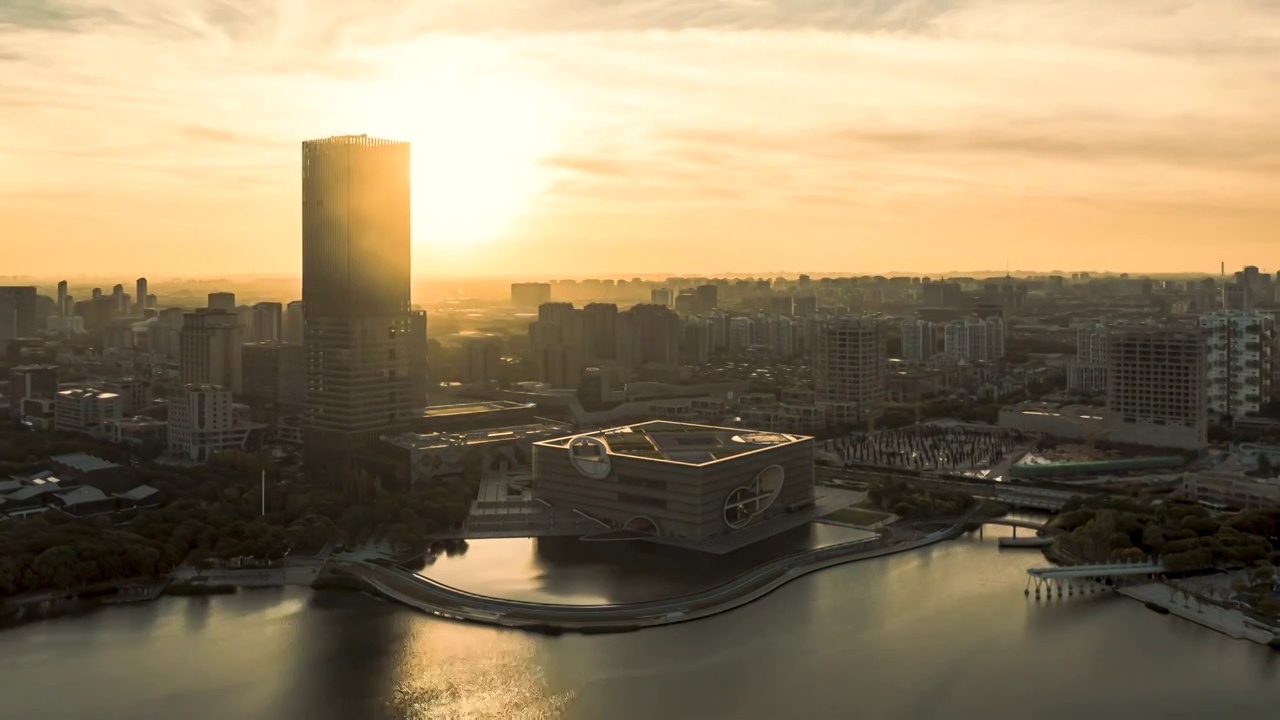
[208,292,236,310]
[241,342,306,406]
[167,384,263,462]
[54,388,122,434]
[179,309,243,393]
[532,422,815,550]
[56,281,68,316]
[0,286,38,351]
[511,282,552,308]
[8,365,59,418]
[1200,310,1275,421]
[302,134,415,473]
[694,284,718,314]
[1107,324,1208,450]
[813,316,886,425]
[135,278,148,313]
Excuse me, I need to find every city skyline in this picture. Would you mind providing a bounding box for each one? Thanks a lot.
[3,1,1279,278]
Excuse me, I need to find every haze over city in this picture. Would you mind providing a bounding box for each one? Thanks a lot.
[3,0,1279,278]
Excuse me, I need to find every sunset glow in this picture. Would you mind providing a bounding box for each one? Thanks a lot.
[1,1,1278,276]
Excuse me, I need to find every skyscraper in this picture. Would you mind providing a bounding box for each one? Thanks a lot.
[0,286,38,351]
[56,280,68,316]
[301,134,414,475]
[135,277,148,313]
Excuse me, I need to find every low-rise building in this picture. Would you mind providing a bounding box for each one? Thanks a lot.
[1181,471,1280,510]
[54,388,122,435]
[167,384,266,462]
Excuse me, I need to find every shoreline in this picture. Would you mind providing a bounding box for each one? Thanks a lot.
[1119,582,1279,648]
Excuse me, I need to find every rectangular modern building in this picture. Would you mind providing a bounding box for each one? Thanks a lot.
[532,421,815,546]
[1107,324,1208,450]
[301,135,414,474]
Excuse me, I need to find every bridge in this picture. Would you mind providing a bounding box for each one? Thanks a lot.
[906,516,1063,537]
[817,465,1087,511]
[1025,558,1165,598]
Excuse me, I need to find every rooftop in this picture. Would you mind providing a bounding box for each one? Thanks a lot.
[51,453,122,473]
[384,422,570,451]
[419,401,534,418]
[536,421,809,466]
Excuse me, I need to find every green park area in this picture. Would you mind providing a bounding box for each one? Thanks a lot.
[825,507,892,527]
[0,425,476,599]
[1052,497,1280,619]
[863,478,976,519]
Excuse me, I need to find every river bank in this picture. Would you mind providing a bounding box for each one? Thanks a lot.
[1121,581,1280,648]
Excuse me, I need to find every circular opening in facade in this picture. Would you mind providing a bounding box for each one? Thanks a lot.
[568,436,612,479]
[723,464,786,529]
[623,515,660,535]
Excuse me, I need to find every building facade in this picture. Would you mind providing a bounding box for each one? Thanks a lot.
[813,316,886,425]
[179,309,243,393]
[1067,322,1109,394]
[1199,310,1274,421]
[301,135,415,474]
[1106,324,1208,450]
[167,384,262,463]
[54,388,122,434]
[532,421,815,546]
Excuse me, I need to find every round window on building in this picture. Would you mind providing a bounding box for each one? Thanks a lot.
[568,436,612,479]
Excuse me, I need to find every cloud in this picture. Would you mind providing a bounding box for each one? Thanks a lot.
[1,0,1279,275]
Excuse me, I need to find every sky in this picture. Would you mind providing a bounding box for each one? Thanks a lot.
[2,0,1278,279]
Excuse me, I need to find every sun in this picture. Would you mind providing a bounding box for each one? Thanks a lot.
[337,41,568,258]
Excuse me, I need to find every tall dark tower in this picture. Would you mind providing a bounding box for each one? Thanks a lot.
[135,277,148,312]
[301,135,414,480]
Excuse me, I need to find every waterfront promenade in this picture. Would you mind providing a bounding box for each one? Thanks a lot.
[337,523,963,632]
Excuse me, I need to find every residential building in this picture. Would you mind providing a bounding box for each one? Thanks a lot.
[529,302,584,388]
[0,286,38,351]
[900,317,936,363]
[1107,324,1208,450]
[284,300,305,345]
[813,316,886,426]
[251,302,283,342]
[100,377,152,415]
[1199,310,1274,421]
[167,384,264,462]
[207,292,236,310]
[943,316,1005,363]
[461,334,502,384]
[1067,322,1109,394]
[511,282,552,308]
[301,135,415,474]
[179,309,242,393]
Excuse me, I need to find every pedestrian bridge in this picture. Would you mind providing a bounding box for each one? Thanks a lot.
[1028,559,1164,580]
[906,517,1064,536]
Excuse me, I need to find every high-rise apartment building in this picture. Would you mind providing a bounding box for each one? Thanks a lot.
[1067,322,1109,394]
[208,292,236,311]
[0,286,38,351]
[942,316,1005,363]
[529,302,584,388]
[461,334,502,384]
[900,317,936,364]
[301,135,414,473]
[1106,324,1208,450]
[582,303,619,362]
[1199,310,1274,420]
[813,316,886,426]
[618,304,681,368]
[179,309,243,393]
[285,300,305,345]
[251,302,283,343]
[511,282,552,308]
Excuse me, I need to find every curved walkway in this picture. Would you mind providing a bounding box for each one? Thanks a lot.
[336,521,970,632]
[902,517,1064,535]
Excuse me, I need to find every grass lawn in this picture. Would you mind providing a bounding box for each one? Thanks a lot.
[825,507,893,527]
